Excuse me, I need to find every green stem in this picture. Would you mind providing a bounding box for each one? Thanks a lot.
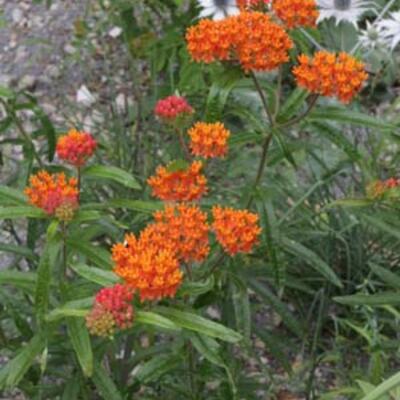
[246,133,273,208]
[273,66,283,120]
[77,166,81,203]
[250,71,274,126]
[60,222,68,302]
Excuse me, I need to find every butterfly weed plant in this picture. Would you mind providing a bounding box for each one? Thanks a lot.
[1,0,400,399]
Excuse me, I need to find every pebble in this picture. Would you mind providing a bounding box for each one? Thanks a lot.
[11,8,23,24]
[18,74,36,90]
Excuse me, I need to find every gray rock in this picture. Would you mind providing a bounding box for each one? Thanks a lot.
[11,8,23,24]
[18,74,36,90]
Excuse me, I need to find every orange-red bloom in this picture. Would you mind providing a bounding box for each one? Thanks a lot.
[150,204,210,263]
[147,160,207,202]
[86,284,134,337]
[154,95,194,121]
[186,12,293,72]
[25,171,78,219]
[188,122,230,158]
[293,51,368,103]
[112,232,182,301]
[272,0,318,28]
[212,206,261,255]
[367,178,400,199]
[56,129,97,167]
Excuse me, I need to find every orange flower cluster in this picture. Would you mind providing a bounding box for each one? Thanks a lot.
[152,204,210,263]
[112,231,182,301]
[293,51,368,103]
[272,0,318,28]
[86,284,134,337]
[188,122,230,158]
[367,178,400,199]
[25,171,78,219]
[212,206,261,255]
[147,161,207,202]
[56,129,97,167]
[186,12,293,72]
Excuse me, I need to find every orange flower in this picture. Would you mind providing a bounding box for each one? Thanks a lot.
[186,12,293,72]
[272,0,318,28]
[366,178,400,199]
[86,284,135,337]
[25,171,78,219]
[293,51,368,103]
[112,232,182,301]
[151,204,210,263]
[186,18,238,64]
[147,161,207,202]
[56,129,97,167]
[212,206,261,255]
[188,122,230,158]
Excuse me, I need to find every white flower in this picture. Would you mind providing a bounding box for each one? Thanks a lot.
[317,0,376,27]
[76,85,96,107]
[197,0,240,20]
[376,11,400,50]
[358,20,387,50]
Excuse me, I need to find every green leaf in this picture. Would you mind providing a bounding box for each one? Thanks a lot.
[46,297,93,322]
[281,237,343,288]
[0,332,46,389]
[66,238,112,269]
[35,233,61,324]
[334,292,400,306]
[362,214,400,241]
[82,165,141,190]
[205,68,242,121]
[232,283,251,342]
[190,333,237,397]
[0,186,26,206]
[278,88,309,121]
[136,311,180,331]
[0,243,36,259]
[156,307,242,343]
[229,132,263,147]
[369,263,400,290]
[135,354,181,383]
[360,370,400,400]
[73,210,103,223]
[311,122,362,162]
[70,263,119,286]
[106,199,163,213]
[179,275,215,297]
[46,308,88,322]
[326,199,373,208]
[24,93,56,161]
[309,107,396,130]
[67,318,93,377]
[0,206,47,219]
[92,362,124,400]
[0,270,37,291]
[0,86,14,98]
